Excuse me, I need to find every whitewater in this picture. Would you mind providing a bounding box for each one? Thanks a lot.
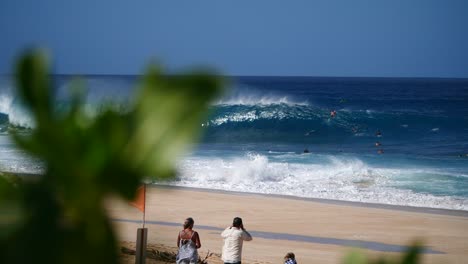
[1,75,468,210]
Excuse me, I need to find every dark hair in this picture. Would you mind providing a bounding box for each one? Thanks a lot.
[232,217,243,227]
[184,217,194,229]
[285,252,295,259]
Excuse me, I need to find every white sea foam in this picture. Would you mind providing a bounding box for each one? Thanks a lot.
[206,102,322,126]
[171,153,468,210]
[0,136,43,173]
[0,84,35,128]
[208,109,291,126]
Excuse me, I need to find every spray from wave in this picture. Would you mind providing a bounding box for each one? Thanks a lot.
[0,79,35,128]
[214,88,309,106]
[0,76,133,129]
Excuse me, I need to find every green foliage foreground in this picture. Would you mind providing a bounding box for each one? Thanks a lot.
[0,51,223,264]
[0,51,423,264]
[343,244,422,264]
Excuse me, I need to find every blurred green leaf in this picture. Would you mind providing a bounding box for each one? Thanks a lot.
[15,50,52,125]
[0,174,24,239]
[343,250,367,264]
[0,50,223,264]
[126,67,223,179]
[401,243,422,264]
[343,243,423,264]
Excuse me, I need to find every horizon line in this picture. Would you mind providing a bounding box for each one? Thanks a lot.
[1,73,468,80]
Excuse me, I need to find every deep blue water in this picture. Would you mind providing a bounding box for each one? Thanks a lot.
[1,75,467,210]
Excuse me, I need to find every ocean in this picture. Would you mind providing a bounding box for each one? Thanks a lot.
[1,75,468,210]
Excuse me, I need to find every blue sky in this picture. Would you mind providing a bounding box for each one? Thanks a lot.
[1,0,467,77]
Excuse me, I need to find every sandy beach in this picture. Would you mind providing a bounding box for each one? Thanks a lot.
[109,185,468,264]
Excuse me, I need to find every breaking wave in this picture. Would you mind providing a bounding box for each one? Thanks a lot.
[171,153,468,210]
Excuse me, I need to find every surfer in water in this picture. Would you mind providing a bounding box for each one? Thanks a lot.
[330,110,337,118]
[375,130,382,137]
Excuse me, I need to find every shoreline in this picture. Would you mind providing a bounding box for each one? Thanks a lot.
[2,170,467,216]
[150,184,468,217]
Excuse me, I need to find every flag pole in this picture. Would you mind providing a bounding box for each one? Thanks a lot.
[135,184,148,264]
[143,183,146,229]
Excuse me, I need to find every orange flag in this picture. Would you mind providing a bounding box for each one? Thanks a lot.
[130,184,146,213]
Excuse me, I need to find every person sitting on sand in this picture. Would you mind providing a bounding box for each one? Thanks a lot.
[284,252,297,264]
[221,217,252,264]
[176,217,201,264]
